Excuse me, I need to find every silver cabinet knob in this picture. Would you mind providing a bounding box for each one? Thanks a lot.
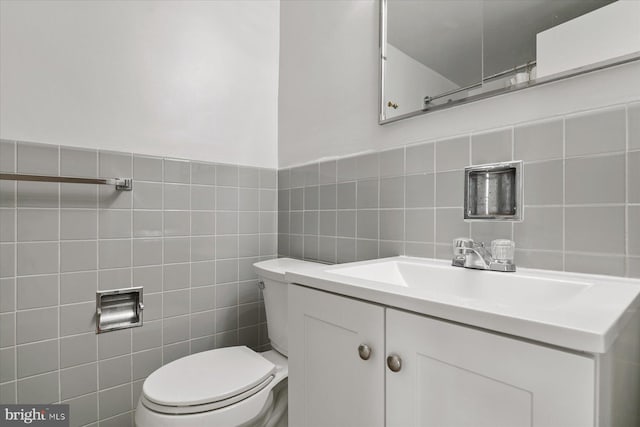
[358,344,371,361]
[387,354,402,372]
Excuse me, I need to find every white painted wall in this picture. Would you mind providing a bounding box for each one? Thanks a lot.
[278,0,640,167]
[0,0,279,168]
[384,44,458,118]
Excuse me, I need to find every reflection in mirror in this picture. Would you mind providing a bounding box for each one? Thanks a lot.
[380,0,639,123]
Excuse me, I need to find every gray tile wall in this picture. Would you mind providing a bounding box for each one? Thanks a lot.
[278,102,640,279]
[0,141,277,426]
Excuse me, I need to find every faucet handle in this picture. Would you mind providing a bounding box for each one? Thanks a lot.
[453,237,474,249]
[491,239,515,263]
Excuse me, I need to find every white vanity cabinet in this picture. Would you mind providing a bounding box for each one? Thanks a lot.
[288,284,385,427]
[289,285,596,427]
[386,308,594,427]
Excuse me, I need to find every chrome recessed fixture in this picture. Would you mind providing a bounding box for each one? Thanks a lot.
[96,287,144,333]
[464,161,523,221]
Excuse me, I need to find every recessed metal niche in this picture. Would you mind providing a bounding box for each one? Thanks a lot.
[464,161,523,221]
[96,287,144,333]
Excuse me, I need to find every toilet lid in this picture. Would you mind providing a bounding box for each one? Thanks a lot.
[142,346,276,407]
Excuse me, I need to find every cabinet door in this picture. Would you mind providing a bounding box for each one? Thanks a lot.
[289,285,385,427]
[386,309,595,427]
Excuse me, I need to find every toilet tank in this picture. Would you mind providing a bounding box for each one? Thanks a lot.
[253,258,320,356]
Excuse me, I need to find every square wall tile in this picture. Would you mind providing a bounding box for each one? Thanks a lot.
[565,253,625,277]
[17,339,58,378]
[17,181,58,208]
[17,142,58,175]
[278,169,291,190]
[435,208,469,244]
[565,154,625,204]
[515,250,563,271]
[17,372,59,404]
[61,147,97,178]
[514,119,563,162]
[629,103,640,150]
[61,241,97,272]
[216,164,238,187]
[356,210,378,240]
[16,307,58,344]
[60,333,96,368]
[164,159,190,183]
[61,362,97,400]
[337,182,356,210]
[523,160,563,206]
[60,302,95,336]
[630,206,640,256]
[435,170,462,208]
[98,328,131,360]
[164,184,189,210]
[0,210,15,242]
[0,140,15,172]
[134,155,163,182]
[337,156,357,183]
[436,136,469,172]
[0,278,15,312]
[99,210,132,238]
[191,186,215,210]
[471,129,512,164]
[0,313,15,347]
[629,151,640,204]
[60,271,97,304]
[319,161,337,184]
[514,207,562,251]
[380,177,404,208]
[17,209,58,241]
[406,174,434,208]
[17,242,58,275]
[405,209,434,243]
[356,179,378,209]
[380,210,403,241]
[191,162,216,185]
[379,148,404,177]
[99,151,132,177]
[17,275,58,309]
[565,206,625,254]
[61,210,97,240]
[239,167,260,188]
[99,240,131,269]
[406,142,434,175]
[133,182,162,210]
[0,348,14,382]
[304,186,319,210]
[566,107,625,157]
[337,211,356,238]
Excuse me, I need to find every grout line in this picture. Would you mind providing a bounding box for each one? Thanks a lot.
[562,118,567,273]
[625,104,630,277]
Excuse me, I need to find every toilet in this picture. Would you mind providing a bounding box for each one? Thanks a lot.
[135,258,318,427]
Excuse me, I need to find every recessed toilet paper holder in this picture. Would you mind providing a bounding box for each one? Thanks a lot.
[96,287,144,333]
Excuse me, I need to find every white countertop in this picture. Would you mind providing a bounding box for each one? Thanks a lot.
[284,256,640,354]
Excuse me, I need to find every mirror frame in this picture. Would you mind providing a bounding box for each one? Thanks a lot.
[379,0,640,125]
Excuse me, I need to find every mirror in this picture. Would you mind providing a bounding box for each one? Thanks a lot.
[380,0,640,123]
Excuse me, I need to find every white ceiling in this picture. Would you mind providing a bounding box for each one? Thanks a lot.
[387,0,616,87]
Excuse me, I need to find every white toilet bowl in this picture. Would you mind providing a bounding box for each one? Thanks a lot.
[135,258,318,427]
[135,347,288,427]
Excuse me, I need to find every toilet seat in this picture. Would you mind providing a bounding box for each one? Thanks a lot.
[141,346,276,415]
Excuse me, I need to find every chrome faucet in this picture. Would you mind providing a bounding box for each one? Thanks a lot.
[452,238,516,272]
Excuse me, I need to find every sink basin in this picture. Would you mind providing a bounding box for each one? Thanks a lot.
[326,260,592,309]
[284,256,640,353]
